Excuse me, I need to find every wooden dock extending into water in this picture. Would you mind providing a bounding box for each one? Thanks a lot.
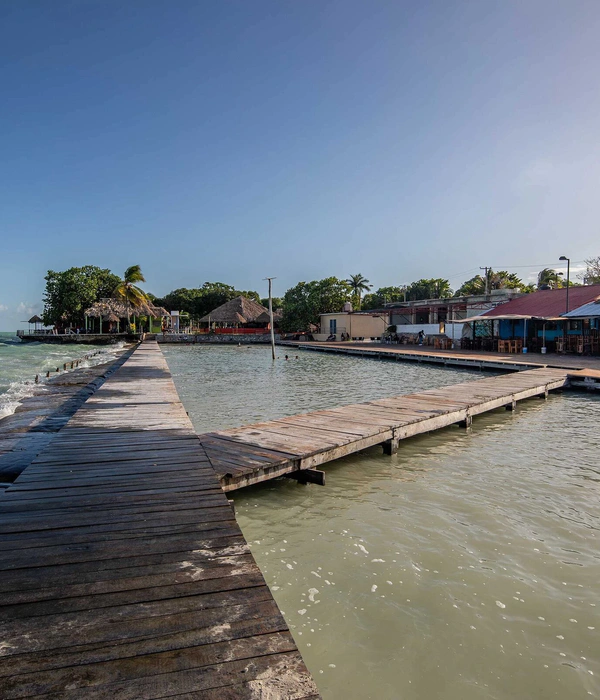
[280,340,600,372]
[201,367,569,491]
[0,343,319,699]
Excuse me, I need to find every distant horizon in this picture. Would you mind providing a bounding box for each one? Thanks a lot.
[2,1,599,330]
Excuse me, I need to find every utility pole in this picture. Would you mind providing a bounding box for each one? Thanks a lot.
[480,266,491,295]
[264,277,277,360]
[559,256,570,313]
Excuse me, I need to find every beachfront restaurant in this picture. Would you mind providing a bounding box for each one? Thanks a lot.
[560,300,600,355]
[466,284,600,354]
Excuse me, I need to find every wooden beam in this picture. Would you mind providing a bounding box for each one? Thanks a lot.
[284,469,326,486]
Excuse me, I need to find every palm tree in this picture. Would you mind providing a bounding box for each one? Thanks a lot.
[537,268,563,289]
[346,273,372,309]
[113,265,149,329]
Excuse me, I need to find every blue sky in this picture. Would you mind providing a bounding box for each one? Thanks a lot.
[1,0,599,329]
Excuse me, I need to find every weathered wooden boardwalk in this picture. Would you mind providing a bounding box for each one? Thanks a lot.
[0,343,319,699]
[201,367,569,491]
[280,340,600,372]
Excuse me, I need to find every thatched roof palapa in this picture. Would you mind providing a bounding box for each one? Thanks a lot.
[148,305,170,317]
[199,296,269,324]
[85,299,129,319]
[28,315,43,324]
[85,298,162,319]
[255,310,283,324]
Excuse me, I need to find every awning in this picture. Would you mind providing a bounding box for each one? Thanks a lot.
[561,300,600,319]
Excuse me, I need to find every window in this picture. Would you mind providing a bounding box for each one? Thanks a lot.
[329,319,337,334]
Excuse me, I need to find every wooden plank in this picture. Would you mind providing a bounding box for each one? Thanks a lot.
[0,341,319,699]
[203,367,569,489]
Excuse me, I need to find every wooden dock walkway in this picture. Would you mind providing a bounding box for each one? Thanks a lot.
[201,367,569,491]
[280,340,600,372]
[0,343,319,699]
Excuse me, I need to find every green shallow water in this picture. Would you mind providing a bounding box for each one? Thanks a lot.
[163,345,600,700]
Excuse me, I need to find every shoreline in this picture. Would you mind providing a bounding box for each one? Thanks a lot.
[0,343,136,487]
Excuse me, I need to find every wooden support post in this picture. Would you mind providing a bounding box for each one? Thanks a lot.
[505,399,517,411]
[285,469,326,486]
[458,414,472,429]
[382,437,399,455]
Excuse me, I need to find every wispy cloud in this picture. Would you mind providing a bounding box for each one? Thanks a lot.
[0,304,8,313]
[16,302,42,316]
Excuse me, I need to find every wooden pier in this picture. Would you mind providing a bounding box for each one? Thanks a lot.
[201,367,569,491]
[280,340,600,372]
[567,368,600,390]
[0,343,319,699]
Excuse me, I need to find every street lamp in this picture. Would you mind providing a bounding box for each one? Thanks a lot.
[559,256,570,313]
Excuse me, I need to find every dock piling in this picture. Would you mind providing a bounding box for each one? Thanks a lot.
[285,468,326,485]
[458,414,473,429]
[382,437,400,455]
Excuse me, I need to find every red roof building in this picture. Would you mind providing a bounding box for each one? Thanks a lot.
[479,285,600,319]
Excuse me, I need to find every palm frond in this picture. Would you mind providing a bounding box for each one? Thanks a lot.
[124,265,146,284]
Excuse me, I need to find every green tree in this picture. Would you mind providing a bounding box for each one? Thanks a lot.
[280,277,352,332]
[489,270,525,290]
[455,270,530,296]
[405,278,452,301]
[346,273,372,309]
[580,256,600,285]
[152,288,201,315]
[537,268,564,289]
[42,266,121,327]
[454,274,486,296]
[261,297,283,310]
[113,265,149,326]
[362,286,406,310]
[153,282,261,321]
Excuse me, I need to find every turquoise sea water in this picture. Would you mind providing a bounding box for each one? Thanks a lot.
[0,332,124,419]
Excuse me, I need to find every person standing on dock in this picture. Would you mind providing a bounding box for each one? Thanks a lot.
[417,330,425,345]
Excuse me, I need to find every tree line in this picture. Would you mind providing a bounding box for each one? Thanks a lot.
[41,256,600,332]
[42,265,148,328]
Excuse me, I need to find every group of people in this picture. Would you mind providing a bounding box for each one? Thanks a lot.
[326,332,351,341]
[383,330,426,345]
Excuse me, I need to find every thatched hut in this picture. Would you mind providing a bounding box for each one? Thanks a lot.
[146,305,170,332]
[27,315,44,333]
[84,298,163,333]
[255,309,282,330]
[148,305,169,318]
[199,296,270,329]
